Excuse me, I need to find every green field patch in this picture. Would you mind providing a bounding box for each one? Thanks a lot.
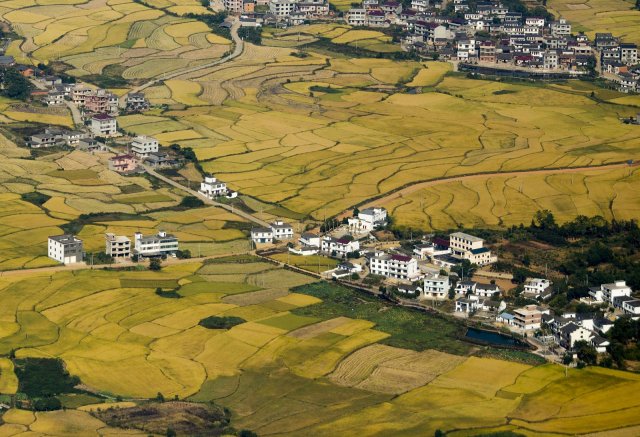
[257,313,320,331]
[47,169,99,180]
[113,192,175,204]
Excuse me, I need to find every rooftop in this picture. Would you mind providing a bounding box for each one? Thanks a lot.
[450,232,483,242]
[49,234,81,244]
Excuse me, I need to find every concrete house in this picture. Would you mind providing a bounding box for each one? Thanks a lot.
[523,278,552,298]
[271,220,294,240]
[199,175,228,199]
[251,227,274,244]
[130,135,158,158]
[512,305,543,330]
[422,272,450,299]
[134,231,179,257]
[48,235,83,264]
[321,236,360,257]
[589,280,632,305]
[449,232,496,266]
[105,233,131,258]
[369,252,419,281]
[108,154,137,173]
[90,113,117,136]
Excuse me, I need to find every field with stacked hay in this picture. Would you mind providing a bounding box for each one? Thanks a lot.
[0,262,638,436]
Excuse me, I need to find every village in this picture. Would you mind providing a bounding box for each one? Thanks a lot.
[0,43,634,368]
[0,0,638,373]
[209,0,640,92]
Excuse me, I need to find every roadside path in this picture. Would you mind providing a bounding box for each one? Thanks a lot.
[142,164,270,227]
[119,18,244,106]
[337,161,636,219]
[0,250,252,278]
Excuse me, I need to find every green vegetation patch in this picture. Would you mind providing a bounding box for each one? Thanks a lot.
[120,279,180,289]
[198,316,247,329]
[291,282,472,354]
[14,358,80,397]
[257,313,320,331]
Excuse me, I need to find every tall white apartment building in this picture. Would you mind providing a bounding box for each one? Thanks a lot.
[90,114,117,136]
[270,0,297,17]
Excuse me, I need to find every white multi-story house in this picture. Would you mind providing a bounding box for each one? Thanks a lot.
[347,8,367,26]
[422,272,450,299]
[251,227,273,244]
[90,113,117,136]
[299,232,320,248]
[269,0,297,17]
[349,207,388,232]
[449,232,496,266]
[369,252,419,281]
[589,280,632,305]
[199,175,228,199]
[105,233,131,258]
[550,18,571,36]
[411,0,429,12]
[559,322,593,348]
[454,281,500,297]
[271,220,294,240]
[130,135,159,158]
[48,235,83,264]
[525,17,545,27]
[523,278,552,298]
[134,231,179,257]
[321,236,360,257]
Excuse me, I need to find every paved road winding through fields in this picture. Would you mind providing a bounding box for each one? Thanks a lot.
[337,161,637,219]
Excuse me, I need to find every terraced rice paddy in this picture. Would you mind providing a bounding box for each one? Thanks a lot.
[548,0,640,44]
[1,0,230,77]
[112,46,640,227]
[0,262,637,436]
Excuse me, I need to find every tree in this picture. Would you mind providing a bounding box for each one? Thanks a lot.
[533,209,557,230]
[156,392,165,402]
[166,428,176,437]
[180,196,204,208]
[574,340,597,365]
[149,258,162,271]
[176,249,192,259]
[0,67,32,100]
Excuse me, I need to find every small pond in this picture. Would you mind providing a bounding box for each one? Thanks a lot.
[465,327,528,348]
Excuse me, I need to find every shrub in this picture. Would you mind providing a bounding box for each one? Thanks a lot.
[198,316,246,329]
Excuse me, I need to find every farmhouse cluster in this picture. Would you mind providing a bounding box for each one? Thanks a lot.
[48,230,181,265]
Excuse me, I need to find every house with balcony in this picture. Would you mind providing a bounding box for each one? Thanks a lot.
[130,135,158,158]
[90,113,117,137]
[321,236,360,257]
[368,251,419,281]
[105,233,131,258]
[449,232,496,266]
[251,227,274,244]
[199,175,228,199]
[134,231,179,257]
[108,154,137,173]
[589,280,632,305]
[271,220,294,240]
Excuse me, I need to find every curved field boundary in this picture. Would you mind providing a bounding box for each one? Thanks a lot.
[337,161,637,219]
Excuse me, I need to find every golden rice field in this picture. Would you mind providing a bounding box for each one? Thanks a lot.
[112,44,640,227]
[0,261,638,435]
[263,23,400,53]
[0,0,230,76]
[548,0,640,45]
[385,166,640,230]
